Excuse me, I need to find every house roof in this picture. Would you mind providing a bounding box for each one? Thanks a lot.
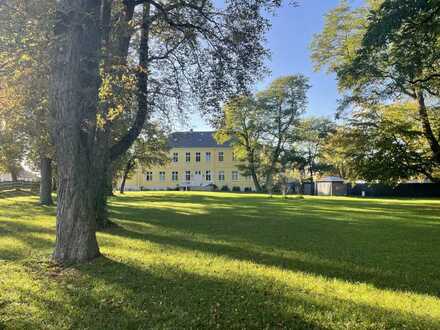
[168,131,231,148]
[317,176,345,182]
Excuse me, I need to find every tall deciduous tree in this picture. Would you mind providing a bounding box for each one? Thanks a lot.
[50,0,103,263]
[324,103,440,183]
[0,0,55,204]
[312,0,440,170]
[258,75,310,194]
[294,117,335,181]
[217,75,310,194]
[93,0,294,227]
[216,96,264,192]
[49,0,288,263]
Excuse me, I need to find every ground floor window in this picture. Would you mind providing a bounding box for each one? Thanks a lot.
[232,171,239,181]
[185,171,191,181]
[205,170,211,181]
[172,171,178,181]
[159,172,165,181]
[218,171,225,181]
[145,172,153,181]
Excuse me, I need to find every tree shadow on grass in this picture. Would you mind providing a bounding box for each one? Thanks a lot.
[3,256,328,329]
[3,254,440,329]
[104,222,440,299]
[0,190,37,199]
[10,254,437,329]
[35,256,440,329]
[108,194,440,298]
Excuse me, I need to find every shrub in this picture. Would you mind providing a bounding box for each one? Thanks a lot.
[232,186,241,192]
[221,185,230,192]
[244,187,252,192]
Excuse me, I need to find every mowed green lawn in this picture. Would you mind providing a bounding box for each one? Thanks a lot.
[1,192,440,329]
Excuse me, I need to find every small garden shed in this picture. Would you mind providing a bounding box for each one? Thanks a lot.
[316,176,347,196]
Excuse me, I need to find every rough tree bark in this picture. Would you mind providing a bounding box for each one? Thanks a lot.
[119,159,135,194]
[417,91,440,165]
[95,1,142,229]
[10,169,18,182]
[40,157,53,206]
[50,0,102,264]
[109,3,151,162]
[245,143,262,192]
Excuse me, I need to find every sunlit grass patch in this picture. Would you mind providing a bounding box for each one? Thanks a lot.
[1,192,440,329]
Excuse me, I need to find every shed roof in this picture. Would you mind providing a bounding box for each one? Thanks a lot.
[317,176,345,182]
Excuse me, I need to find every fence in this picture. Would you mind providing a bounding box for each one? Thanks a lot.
[348,183,440,198]
[0,181,40,193]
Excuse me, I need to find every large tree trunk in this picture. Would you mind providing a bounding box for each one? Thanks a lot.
[119,170,129,194]
[10,169,18,182]
[120,159,134,194]
[50,0,102,264]
[250,169,262,192]
[40,157,53,206]
[247,152,262,192]
[109,3,151,162]
[94,1,140,228]
[417,91,440,165]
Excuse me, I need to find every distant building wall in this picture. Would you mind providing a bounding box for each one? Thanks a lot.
[124,146,255,192]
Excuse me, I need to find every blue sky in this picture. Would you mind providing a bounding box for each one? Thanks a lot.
[186,0,360,130]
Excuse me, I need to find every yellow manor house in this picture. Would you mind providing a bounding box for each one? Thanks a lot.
[125,131,255,192]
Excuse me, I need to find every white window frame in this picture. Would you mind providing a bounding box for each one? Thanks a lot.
[205,170,211,181]
[159,171,165,182]
[186,152,191,162]
[185,171,191,181]
[172,171,178,181]
[195,152,201,162]
[232,171,239,181]
[145,172,153,181]
[172,152,178,163]
[205,152,211,161]
[218,151,224,162]
[218,171,225,181]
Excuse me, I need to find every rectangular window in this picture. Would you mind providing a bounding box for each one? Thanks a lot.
[185,171,191,181]
[218,171,225,181]
[186,152,191,162]
[172,171,178,181]
[232,171,239,181]
[205,170,211,181]
[172,152,178,163]
[145,172,153,181]
[196,152,201,162]
[218,151,224,162]
[159,171,165,182]
[205,152,211,161]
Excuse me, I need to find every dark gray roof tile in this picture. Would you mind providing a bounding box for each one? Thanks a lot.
[168,131,231,148]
